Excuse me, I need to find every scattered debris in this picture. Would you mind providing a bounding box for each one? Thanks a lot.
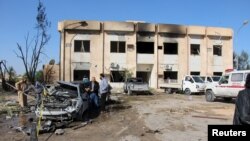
[4,101,18,106]
[6,114,12,119]
[55,129,64,135]
[72,121,89,130]
[192,115,228,120]
[115,126,128,136]
[10,126,27,135]
[145,129,162,134]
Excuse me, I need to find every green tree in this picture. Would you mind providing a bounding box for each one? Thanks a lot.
[35,70,44,83]
[238,50,249,70]
[8,66,16,81]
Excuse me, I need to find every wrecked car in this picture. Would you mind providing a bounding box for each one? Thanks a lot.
[35,81,88,121]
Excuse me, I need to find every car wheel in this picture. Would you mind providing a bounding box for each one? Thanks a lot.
[205,90,215,102]
[184,88,191,95]
[223,97,232,102]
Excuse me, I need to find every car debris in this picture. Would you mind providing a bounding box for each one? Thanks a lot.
[72,120,92,130]
[17,81,90,134]
[55,129,64,135]
[35,81,88,121]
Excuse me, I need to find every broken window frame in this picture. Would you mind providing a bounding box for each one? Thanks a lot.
[164,71,178,83]
[190,44,200,55]
[110,41,126,53]
[190,71,200,75]
[213,72,223,76]
[110,71,125,82]
[213,45,222,56]
[73,70,90,81]
[74,40,90,53]
[164,43,178,55]
[136,42,155,54]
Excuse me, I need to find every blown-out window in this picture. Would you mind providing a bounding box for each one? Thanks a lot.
[164,71,178,83]
[164,43,178,54]
[213,45,222,56]
[190,44,200,55]
[74,40,90,52]
[137,42,154,54]
[110,71,125,82]
[73,70,90,81]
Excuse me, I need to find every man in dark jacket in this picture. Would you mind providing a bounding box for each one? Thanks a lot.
[233,73,250,125]
[89,77,100,108]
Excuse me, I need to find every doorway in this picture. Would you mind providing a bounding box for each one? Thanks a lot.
[136,71,150,83]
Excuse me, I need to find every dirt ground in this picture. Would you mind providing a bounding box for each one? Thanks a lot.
[0,89,235,141]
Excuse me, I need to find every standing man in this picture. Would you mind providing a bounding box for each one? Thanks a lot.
[15,77,28,107]
[89,77,99,108]
[99,73,109,111]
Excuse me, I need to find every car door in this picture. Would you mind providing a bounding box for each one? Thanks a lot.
[183,76,196,92]
[216,75,230,96]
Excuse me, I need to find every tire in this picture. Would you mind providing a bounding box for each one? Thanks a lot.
[165,88,172,94]
[205,90,215,102]
[223,97,232,102]
[184,88,191,95]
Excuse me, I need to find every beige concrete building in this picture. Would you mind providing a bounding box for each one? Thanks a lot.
[58,20,233,88]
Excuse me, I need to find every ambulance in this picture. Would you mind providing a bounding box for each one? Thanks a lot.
[205,69,250,102]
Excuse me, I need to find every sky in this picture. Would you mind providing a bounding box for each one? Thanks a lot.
[0,0,250,74]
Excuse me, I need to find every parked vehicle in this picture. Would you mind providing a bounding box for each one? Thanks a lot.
[205,70,250,102]
[123,77,149,95]
[159,75,206,95]
[201,76,221,85]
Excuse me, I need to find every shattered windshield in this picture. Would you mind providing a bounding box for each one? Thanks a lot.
[57,83,78,98]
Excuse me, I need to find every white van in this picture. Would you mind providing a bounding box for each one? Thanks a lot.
[205,70,250,102]
[201,76,221,85]
[160,75,206,95]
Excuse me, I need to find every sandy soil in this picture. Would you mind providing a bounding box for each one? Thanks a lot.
[0,90,235,141]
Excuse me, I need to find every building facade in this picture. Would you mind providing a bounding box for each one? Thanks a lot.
[58,20,233,88]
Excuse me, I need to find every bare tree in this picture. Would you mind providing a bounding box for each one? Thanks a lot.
[15,0,50,84]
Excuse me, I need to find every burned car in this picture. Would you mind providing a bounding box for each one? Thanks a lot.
[35,81,88,121]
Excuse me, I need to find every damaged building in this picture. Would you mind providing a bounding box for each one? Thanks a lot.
[58,20,233,88]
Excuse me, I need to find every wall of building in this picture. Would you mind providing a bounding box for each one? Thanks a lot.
[58,20,233,88]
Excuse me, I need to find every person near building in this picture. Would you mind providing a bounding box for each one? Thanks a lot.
[15,77,28,107]
[89,77,100,108]
[99,73,109,111]
[233,73,250,125]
